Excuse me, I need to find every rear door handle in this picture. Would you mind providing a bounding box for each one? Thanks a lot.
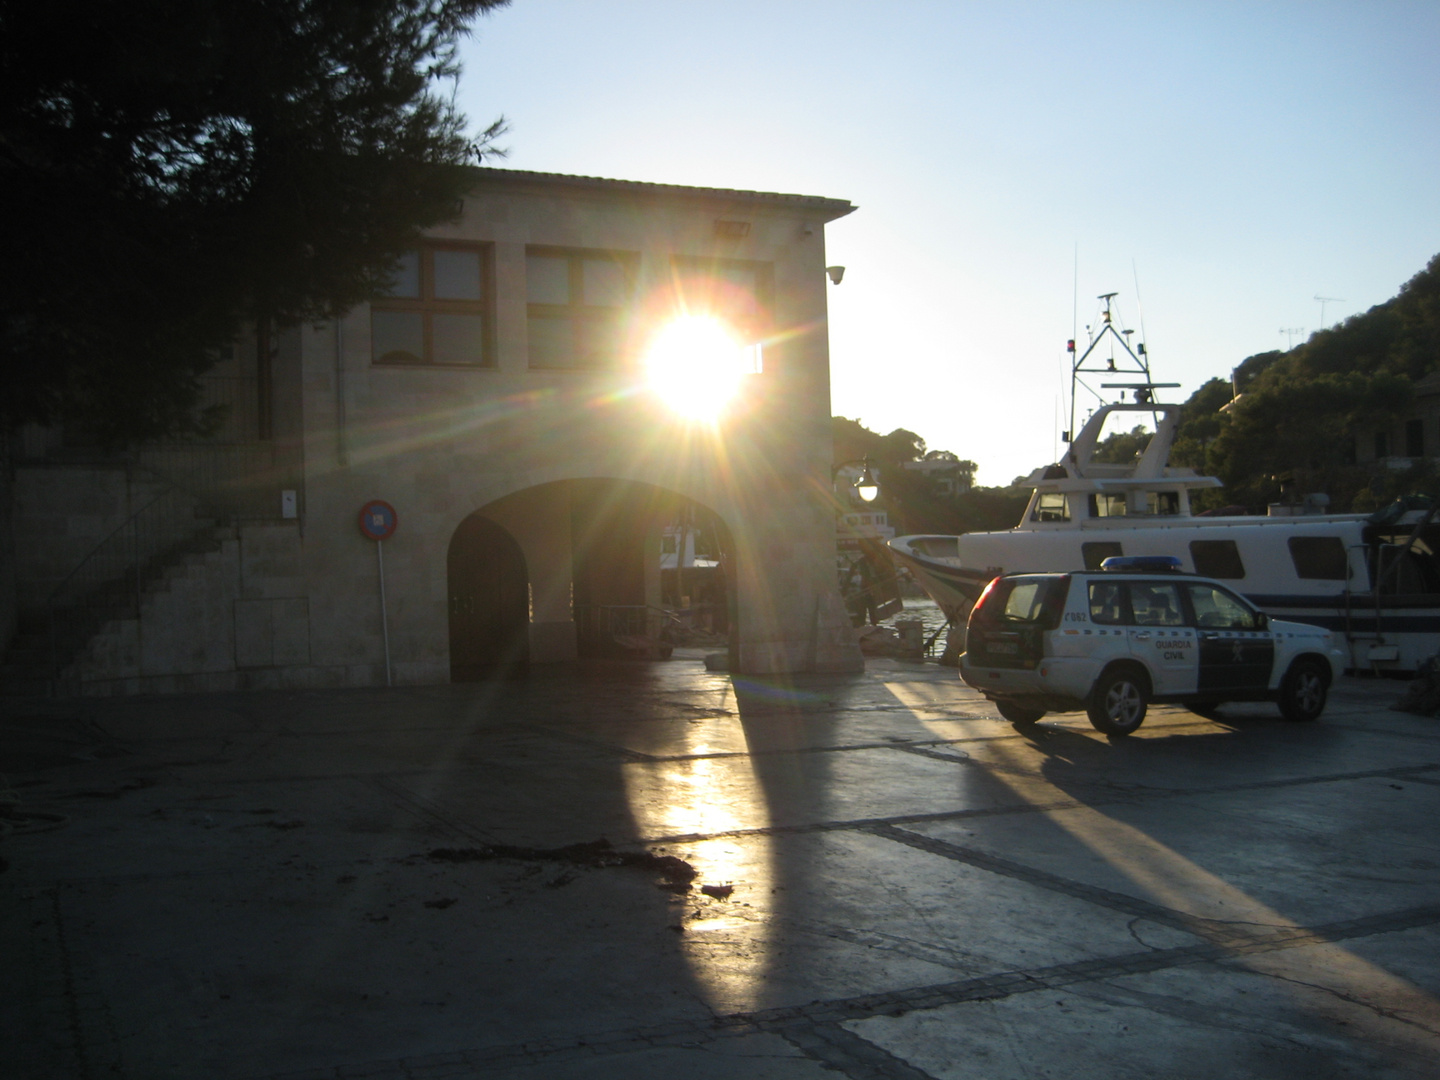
[1132,632,1152,641]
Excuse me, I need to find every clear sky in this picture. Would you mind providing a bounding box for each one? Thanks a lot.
[458,0,1440,486]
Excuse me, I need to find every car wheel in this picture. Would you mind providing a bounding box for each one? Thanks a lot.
[1189,702,1226,720]
[996,700,1046,725]
[1279,659,1328,722]
[1087,667,1149,736]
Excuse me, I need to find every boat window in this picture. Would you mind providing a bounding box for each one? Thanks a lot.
[910,536,958,558]
[1288,536,1348,580]
[1130,582,1186,626]
[1145,491,1181,516]
[1185,583,1260,630]
[1031,493,1071,523]
[1190,540,1246,579]
[1088,581,1129,625]
[1088,492,1127,518]
[1082,542,1124,571]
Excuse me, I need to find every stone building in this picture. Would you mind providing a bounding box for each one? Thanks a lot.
[4,168,863,694]
[1354,371,1440,466]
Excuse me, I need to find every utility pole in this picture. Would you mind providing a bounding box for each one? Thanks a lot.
[1279,327,1306,350]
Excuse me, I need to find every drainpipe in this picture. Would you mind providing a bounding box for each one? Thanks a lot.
[335,315,349,466]
[257,317,273,441]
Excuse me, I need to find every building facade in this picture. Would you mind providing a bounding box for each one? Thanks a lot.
[6,169,863,693]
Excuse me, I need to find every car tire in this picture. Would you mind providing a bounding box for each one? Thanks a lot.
[1087,667,1149,736]
[1279,659,1328,722]
[997,701,1046,725]
[1189,702,1226,720]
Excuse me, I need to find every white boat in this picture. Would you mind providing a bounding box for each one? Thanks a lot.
[889,296,1440,673]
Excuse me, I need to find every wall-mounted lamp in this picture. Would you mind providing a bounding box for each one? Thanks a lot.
[826,265,845,285]
[832,458,879,502]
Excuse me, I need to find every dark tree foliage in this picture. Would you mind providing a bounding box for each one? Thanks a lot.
[1,0,509,443]
[831,416,1019,535]
[1091,424,1150,465]
[1166,253,1440,511]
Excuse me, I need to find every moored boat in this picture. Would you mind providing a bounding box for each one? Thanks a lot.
[889,296,1440,673]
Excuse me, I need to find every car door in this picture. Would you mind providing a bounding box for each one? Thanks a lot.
[1184,581,1274,693]
[1125,579,1199,694]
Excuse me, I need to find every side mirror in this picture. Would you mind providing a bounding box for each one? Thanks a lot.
[1255,612,1268,630]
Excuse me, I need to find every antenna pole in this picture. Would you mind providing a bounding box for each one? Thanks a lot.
[1070,244,1079,442]
[1314,295,1344,328]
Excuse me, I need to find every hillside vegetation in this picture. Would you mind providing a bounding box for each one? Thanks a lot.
[1164,253,1439,512]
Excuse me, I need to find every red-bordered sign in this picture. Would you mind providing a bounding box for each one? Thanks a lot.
[358,500,398,541]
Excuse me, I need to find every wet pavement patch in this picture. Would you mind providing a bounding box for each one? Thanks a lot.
[426,837,699,891]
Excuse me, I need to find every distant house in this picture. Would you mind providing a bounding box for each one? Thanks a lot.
[903,455,975,497]
[5,168,864,694]
[1356,372,1440,466]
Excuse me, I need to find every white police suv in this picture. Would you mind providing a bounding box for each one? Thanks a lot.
[960,556,1347,736]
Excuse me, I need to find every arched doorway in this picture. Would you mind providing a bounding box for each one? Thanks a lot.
[448,513,530,680]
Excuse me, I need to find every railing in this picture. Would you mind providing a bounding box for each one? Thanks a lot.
[132,373,298,522]
[22,373,298,679]
[45,486,222,675]
[136,443,291,522]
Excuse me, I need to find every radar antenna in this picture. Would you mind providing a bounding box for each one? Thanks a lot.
[1065,292,1163,441]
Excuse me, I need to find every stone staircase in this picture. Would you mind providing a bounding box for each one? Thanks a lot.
[57,527,241,696]
[1,520,234,698]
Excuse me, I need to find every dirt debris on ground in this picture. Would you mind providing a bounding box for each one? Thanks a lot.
[426,837,699,891]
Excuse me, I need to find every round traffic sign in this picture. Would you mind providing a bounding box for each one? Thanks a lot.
[358,500,398,541]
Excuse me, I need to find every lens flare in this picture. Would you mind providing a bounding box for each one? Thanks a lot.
[643,316,752,421]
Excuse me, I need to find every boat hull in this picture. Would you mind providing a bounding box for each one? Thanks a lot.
[891,518,1440,674]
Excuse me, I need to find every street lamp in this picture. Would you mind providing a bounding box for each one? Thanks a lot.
[833,458,880,503]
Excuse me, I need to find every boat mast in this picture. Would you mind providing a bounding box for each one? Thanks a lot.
[1065,292,1166,442]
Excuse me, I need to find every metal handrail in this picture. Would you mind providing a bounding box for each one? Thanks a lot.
[44,485,219,676]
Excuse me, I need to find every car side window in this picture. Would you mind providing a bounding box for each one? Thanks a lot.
[1185,583,1259,630]
[1088,581,1129,625]
[1129,582,1185,626]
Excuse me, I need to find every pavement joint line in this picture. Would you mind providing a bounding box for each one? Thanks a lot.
[528,725,658,762]
[868,822,1294,940]
[639,759,1440,846]
[243,904,1440,1080]
[1321,719,1440,742]
[781,1022,943,1080]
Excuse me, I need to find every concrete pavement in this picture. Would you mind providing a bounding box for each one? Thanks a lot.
[3,653,1438,1078]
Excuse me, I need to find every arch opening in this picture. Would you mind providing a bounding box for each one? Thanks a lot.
[449,480,735,677]
[447,512,530,680]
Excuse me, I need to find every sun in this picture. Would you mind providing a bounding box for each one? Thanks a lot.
[643,315,753,422]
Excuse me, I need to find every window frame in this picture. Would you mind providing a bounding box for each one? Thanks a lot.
[1087,580,1131,625]
[1183,581,1262,630]
[370,243,495,368]
[525,246,640,371]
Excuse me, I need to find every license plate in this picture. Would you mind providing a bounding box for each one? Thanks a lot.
[985,639,1019,655]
